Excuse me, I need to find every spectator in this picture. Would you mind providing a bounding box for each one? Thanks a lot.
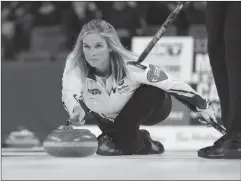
[2,21,16,61]
[62,1,102,50]
[186,2,206,25]
[145,2,170,26]
[1,2,18,60]
[166,2,189,35]
[33,2,62,27]
[105,2,143,50]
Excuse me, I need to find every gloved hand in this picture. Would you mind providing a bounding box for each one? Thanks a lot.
[69,106,86,126]
[196,104,217,126]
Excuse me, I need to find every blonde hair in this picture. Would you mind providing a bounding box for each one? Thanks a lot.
[64,19,138,83]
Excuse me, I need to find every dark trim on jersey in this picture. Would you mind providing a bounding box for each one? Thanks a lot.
[169,88,196,95]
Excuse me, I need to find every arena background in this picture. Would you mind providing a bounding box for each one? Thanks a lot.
[1,1,222,149]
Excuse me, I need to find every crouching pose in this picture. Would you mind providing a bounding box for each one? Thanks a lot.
[62,19,216,155]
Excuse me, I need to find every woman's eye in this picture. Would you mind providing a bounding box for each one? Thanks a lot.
[96,44,102,48]
[83,45,90,49]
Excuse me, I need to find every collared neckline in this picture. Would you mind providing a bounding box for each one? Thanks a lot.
[86,67,127,83]
[86,68,97,81]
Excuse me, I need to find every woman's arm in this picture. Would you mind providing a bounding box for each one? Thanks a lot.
[128,62,208,110]
[62,67,84,115]
[128,62,219,127]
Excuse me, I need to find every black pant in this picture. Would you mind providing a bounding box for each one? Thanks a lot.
[206,2,241,133]
[90,85,172,154]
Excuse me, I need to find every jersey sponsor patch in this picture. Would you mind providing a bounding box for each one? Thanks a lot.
[117,79,124,86]
[117,85,131,95]
[147,64,168,83]
[88,88,102,95]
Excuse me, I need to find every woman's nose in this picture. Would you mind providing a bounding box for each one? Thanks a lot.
[90,48,97,56]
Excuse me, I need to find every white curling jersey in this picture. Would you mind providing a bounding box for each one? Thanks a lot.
[62,62,208,121]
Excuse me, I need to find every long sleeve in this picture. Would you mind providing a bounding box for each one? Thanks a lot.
[128,62,208,112]
[62,67,83,115]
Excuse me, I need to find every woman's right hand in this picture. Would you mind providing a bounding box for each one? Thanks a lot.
[70,106,86,126]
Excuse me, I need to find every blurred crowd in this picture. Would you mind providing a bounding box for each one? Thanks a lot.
[1,1,206,61]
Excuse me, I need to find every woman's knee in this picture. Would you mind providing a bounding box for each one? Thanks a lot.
[135,85,168,104]
[141,92,172,126]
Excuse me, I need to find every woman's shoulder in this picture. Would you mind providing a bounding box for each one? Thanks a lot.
[126,61,147,74]
[125,63,146,83]
[63,66,82,81]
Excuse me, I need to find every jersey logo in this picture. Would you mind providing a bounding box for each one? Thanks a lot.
[147,64,168,83]
[88,88,102,95]
[118,85,130,94]
[117,79,124,86]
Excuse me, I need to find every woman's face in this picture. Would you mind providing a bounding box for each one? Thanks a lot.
[83,33,111,70]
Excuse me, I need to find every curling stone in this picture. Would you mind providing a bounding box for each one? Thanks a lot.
[5,126,40,148]
[43,120,98,157]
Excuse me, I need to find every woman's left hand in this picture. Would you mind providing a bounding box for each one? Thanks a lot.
[196,105,217,126]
